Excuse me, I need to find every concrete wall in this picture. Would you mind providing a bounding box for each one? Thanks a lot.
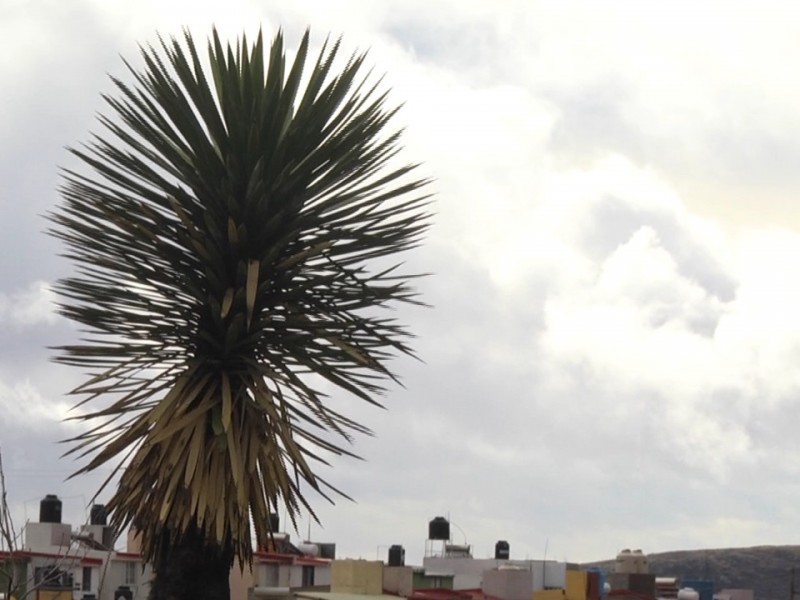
[715,590,754,600]
[288,565,303,589]
[533,589,566,600]
[607,573,655,597]
[250,562,331,590]
[423,557,566,591]
[254,563,291,588]
[483,569,534,600]
[331,560,383,595]
[230,562,255,600]
[314,565,331,587]
[565,569,587,600]
[126,530,142,554]
[383,566,413,597]
[24,523,71,553]
[532,561,566,590]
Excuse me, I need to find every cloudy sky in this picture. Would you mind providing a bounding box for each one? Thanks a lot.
[5,0,800,567]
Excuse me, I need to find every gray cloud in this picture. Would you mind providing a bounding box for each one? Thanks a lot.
[5,0,800,570]
[581,195,737,303]
[545,82,646,167]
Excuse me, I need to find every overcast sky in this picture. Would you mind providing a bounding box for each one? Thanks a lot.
[5,0,800,567]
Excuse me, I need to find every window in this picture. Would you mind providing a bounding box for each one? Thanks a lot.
[34,565,72,588]
[82,567,92,592]
[262,564,279,587]
[124,562,137,586]
[301,565,315,587]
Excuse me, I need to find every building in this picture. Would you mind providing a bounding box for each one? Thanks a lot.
[9,505,760,600]
[1,495,335,600]
[231,534,334,600]
[1,495,151,600]
[421,556,568,592]
[713,590,754,600]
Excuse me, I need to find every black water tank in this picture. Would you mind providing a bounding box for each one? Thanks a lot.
[114,586,133,600]
[318,543,336,559]
[40,495,62,523]
[388,544,405,567]
[428,516,450,540]
[90,504,107,526]
[495,540,510,559]
[268,513,279,532]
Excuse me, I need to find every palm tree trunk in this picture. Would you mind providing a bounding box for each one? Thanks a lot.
[148,525,233,600]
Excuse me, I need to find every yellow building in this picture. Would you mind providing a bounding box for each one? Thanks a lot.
[532,566,599,600]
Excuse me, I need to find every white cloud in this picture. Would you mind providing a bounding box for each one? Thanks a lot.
[0,377,72,426]
[0,281,58,327]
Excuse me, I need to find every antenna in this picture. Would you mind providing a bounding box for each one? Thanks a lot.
[543,538,549,588]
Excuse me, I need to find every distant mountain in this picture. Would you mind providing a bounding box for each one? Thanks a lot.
[583,546,800,600]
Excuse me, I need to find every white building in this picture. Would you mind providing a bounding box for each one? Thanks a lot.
[4,496,334,600]
[422,556,567,591]
[230,533,334,600]
[5,495,151,600]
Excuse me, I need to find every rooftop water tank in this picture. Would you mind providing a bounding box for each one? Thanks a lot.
[268,513,279,533]
[297,543,319,557]
[678,589,700,600]
[318,543,336,559]
[388,544,405,566]
[39,494,62,524]
[495,540,510,560]
[428,516,450,540]
[681,580,714,600]
[632,549,648,573]
[614,548,648,574]
[90,504,107,526]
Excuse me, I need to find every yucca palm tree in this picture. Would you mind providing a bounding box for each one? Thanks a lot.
[48,28,430,600]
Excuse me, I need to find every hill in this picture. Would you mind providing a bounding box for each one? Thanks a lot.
[584,546,800,600]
